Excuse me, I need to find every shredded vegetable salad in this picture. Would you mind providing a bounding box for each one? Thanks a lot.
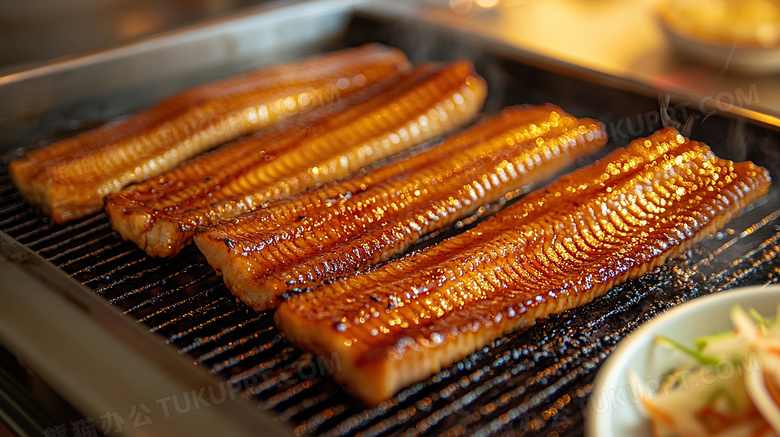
[632,306,780,437]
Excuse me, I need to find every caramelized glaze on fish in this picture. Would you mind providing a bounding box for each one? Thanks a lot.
[195,105,607,310]
[107,61,487,256]
[11,44,410,223]
[275,127,771,404]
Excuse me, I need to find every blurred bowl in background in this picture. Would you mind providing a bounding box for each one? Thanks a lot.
[657,0,780,74]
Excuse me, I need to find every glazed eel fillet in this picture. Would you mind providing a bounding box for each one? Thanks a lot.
[10,43,410,223]
[107,61,487,257]
[195,105,608,310]
[275,127,771,404]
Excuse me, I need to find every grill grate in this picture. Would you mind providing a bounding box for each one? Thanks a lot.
[1,143,779,436]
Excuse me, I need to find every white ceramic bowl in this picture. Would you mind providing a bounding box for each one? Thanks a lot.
[660,22,780,75]
[655,0,780,75]
[585,284,780,437]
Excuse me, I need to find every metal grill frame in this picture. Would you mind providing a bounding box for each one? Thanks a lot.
[1,3,780,437]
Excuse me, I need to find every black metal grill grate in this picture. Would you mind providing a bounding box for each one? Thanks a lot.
[1,139,779,436]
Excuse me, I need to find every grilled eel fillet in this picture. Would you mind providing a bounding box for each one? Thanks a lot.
[275,127,771,404]
[195,105,608,310]
[106,61,487,257]
[10,44,410,223]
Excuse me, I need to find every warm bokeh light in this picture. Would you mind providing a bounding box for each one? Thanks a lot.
[475,0,500,9]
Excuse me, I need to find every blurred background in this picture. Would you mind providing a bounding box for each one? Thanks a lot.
[0,0,273,68]
[1,0,779,123]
